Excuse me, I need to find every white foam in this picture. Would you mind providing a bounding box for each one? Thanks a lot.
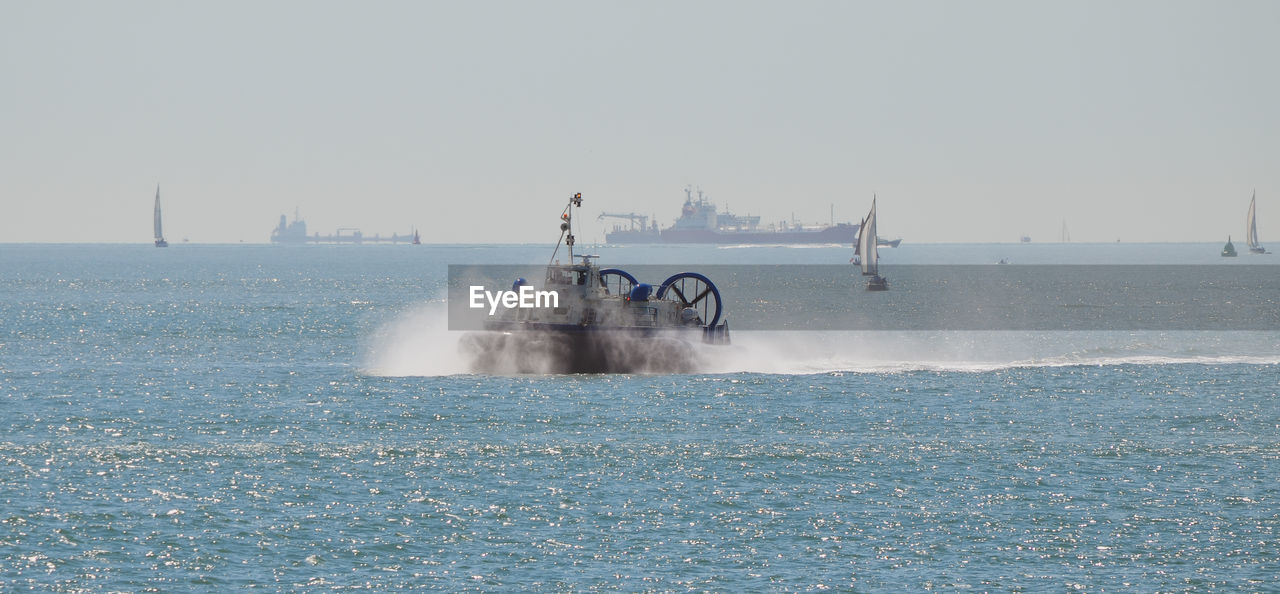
[698,331,1280,375]
[362,304,1280,377]
[360,300,470,377]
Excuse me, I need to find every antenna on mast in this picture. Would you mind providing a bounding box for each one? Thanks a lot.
[551,192,583,265]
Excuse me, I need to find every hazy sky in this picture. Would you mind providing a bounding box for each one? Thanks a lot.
[3,0,1277,244]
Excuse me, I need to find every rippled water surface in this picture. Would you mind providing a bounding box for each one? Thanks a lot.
[2,244,1278,590]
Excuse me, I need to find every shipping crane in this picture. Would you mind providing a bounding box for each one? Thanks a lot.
[598,212,652,231]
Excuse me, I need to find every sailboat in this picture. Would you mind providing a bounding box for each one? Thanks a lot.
[153,186,168,248]
[1247,190,1267,254]
[857,196,888,291]
[412,227,421,245]
[1221,235,1236,257]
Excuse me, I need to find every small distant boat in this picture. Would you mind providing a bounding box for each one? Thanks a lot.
[856,196,888,291]
[1247,190,1267,254]
[1020,234,1031,243]
[877,237,902,248]
[1222,236,1237,257]
[412,228,421,245]
[153,186,168,248]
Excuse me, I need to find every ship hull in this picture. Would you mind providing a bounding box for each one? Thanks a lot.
[603,229,663,244]
[606,223,859,245]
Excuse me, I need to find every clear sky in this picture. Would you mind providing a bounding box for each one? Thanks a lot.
[2,0,1277,244]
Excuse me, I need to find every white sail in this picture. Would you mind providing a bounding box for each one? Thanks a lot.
[153,186,167,247]
[859,197,878,276]
[1247,191,1259,249]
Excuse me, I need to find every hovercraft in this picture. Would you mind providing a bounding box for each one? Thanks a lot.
[459,192,730,374]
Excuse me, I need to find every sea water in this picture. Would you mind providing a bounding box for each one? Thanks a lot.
[1,243,1277,590]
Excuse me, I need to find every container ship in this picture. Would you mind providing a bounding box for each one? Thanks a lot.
[601,187,860,244]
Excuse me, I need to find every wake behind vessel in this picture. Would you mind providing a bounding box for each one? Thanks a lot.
[459,192,731,373]
[603,186,860,244]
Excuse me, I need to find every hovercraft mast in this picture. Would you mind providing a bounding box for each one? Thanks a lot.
[551,192,585,266]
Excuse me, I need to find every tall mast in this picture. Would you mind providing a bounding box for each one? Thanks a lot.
[1248,189,1258,247]
[153,185,163,241]
[568,192,579,261]
[552,192,583,265]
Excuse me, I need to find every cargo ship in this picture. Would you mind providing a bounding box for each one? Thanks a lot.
[270,209,418,244]
[601,187,859,244]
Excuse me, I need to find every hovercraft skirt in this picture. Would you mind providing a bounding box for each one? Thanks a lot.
[459,330,701,374]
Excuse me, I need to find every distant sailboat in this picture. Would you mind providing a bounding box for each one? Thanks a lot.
[1222,236,1237,257]
[1247,190,1266,254]
[857,196,888,291]
[412,227,421,245]
[153,186,168,248]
